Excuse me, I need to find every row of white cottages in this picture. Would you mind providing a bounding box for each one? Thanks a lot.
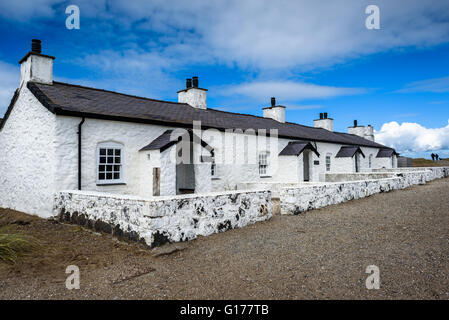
[0,40,398,217]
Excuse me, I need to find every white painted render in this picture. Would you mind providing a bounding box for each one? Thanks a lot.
[313,118,334,131]
[20,54,53,86]
[263,106,286,123]
[177,88,207,109]
[0,86,56,217]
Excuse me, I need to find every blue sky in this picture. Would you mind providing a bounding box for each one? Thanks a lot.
[0,0,448,158]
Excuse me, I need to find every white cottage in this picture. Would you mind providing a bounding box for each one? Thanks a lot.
[0,40,398,217]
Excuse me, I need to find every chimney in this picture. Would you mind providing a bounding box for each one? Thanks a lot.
[19,39,55,86]
[263,97,286,123]
[192,76,199,88]
[364,124,375,141]
[313,112,333,131]
[177,76,207,109]
[348,119,369,139]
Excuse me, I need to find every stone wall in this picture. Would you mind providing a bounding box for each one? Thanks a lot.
[280,167,449,215]
[53,189,271,248]
[0,87,57,217]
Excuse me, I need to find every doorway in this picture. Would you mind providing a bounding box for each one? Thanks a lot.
[303,150,310,182]
[176,141,195,194]
[152,167,160,196]
[355,154,360,172]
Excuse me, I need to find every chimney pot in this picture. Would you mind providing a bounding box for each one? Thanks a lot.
[31,39,42,54]
[354,120,358,127]
[319,113,323,119]
[186,78,192,88]
[271,97,276,107]
[324,112,328,119]
[192,76,199,88]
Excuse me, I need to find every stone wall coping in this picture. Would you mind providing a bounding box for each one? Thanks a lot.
[59,188,270,202]
[280,177,402,191]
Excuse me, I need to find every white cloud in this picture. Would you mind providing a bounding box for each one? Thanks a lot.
[217,81,365,102]
[1,0,449,71]
[0,0,57,21]
[375,121,449,154]
[399,76,449,93]
[0,61,19,115]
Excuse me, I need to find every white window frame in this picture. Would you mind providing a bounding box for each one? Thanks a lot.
[258,151,270,176]
[325,153,332,172]
[96,142,125,185]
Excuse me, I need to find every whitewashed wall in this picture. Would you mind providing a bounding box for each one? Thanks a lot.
[54,189,272,247]
[281,167,449,215]
[55,116,174,196]
[0,87,57,217]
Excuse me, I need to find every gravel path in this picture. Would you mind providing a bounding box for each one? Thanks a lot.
[1,178,448,299]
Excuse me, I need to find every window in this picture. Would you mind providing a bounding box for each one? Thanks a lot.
[258,152,269,176]
[369,154,373,168]
[325,153,332,172]
[97,142,124,184]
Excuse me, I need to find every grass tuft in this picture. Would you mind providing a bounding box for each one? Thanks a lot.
[0,225,40,264]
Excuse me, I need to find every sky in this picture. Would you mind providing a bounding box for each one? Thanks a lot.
[0,0,448,158]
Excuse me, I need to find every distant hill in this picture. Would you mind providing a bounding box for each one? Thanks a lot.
[412,158,449,167]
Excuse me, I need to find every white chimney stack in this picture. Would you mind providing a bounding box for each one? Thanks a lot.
[263,97,286,123]
[178,76,207,109]
[348,120,375,142]
[19,39,54,86]
[313,112,334,131]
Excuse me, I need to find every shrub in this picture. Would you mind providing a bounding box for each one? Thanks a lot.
[0,225,40,264]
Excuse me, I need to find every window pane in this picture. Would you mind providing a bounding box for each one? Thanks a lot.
[115,149,121,156]
[106,165,112,171]
[106,173,112,179]
[99,165,105,172]
[107,149,113,155]
[99,173,105,180]
[107,157,114,163]
[100,149,106,155]
[115,157,121,164]
[113,173,120,179]
[114,165,120,171]
[100,157,106,164]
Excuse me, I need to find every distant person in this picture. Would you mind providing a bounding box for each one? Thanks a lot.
[436,154,439,161]
[431,153,435,161]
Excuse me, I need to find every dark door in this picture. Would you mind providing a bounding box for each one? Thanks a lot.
[355,154,360,172]
[153,167,160,196]
[303,151,310,181]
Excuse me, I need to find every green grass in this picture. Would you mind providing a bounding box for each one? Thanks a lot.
[0,225,40,264]
[412,158,449,167]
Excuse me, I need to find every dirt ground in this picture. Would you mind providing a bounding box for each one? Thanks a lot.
[0,178,448,300]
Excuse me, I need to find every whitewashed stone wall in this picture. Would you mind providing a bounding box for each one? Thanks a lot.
[53,189,272,248]
[0,87,57,217]
[281,167,449,215]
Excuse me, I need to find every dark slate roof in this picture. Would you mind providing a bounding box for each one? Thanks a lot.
[336,146,366,158]
[140,129,212,153]
[279,141,320,157]
[376,148,398,158]
[24,81,394,150]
